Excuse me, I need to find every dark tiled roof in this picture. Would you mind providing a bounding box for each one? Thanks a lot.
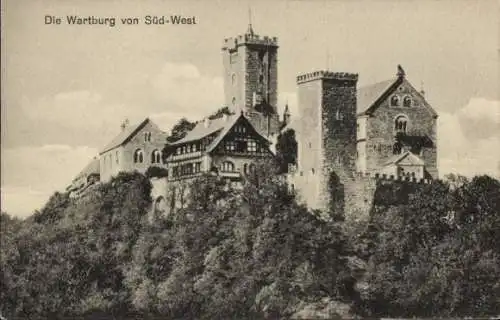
[357,78,397,115]
[169,114,239,146]
[168,114,271,153]
[99,118,151,154]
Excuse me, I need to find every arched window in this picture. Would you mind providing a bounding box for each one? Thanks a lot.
[403,96,412,107]
[151,150,161,164]
[243,163,248,174]
[221,161,235,172]
[134,149,144,163]
[115,151,119,164]
[232,97,236,106]
[390,95,400,106]
[394,115,408,133]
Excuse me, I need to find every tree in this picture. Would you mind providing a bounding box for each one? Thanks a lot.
[166,118,196,143]
[145,166,169,179]
[275,129,298,174]
[208,106,233,120]
[358,176,500,317]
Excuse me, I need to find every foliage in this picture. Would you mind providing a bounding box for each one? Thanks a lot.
[0,172,152,319]
[355,175,500,317]
[145,166,169,179]
[0,161,355,319]
[208,106,233,120]
[126,160,354,318]
[3,166,499,318]
[275,128,298,174]
[166,117,196,143]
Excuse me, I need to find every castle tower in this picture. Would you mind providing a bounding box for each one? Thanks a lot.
[221,24,280,136]
[293,71,358,210]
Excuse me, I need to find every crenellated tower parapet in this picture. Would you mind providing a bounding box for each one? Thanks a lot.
[296,71,358,84]
[350,171,437,185]
[221,26,280,137]
[222,34,278,52]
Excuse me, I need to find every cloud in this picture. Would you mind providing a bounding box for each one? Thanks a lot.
[1,145,98,217]
[151,62,224,116]
[22,91,125,128]
[438,98,499,178]
[16,62,226,147]
[457,98,500,123]
[456,98,499,140]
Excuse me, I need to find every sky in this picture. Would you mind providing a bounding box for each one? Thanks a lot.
[1,0,499,218]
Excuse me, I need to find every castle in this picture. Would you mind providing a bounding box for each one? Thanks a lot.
[67,23,438,218]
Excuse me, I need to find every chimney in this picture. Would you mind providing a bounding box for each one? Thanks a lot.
[120,118,129,131]
[204,118,210,128]
[222,113,228,122]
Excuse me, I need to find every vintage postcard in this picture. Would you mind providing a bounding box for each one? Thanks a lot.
[1,0,499,319]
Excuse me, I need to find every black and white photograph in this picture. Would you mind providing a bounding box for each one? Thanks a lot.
[1,0,499,318]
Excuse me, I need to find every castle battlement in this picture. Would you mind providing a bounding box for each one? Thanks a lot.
[350,171,436,184]
[222,34,278,51]
[296,71,359,84]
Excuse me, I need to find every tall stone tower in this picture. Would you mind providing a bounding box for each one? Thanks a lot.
[293,71,358,210]
[221,24,280,136]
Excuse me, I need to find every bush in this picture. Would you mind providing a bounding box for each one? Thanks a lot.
[145,166,169,179]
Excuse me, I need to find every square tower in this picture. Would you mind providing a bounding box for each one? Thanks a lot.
[293,71,358,210]
[221,26,278,116]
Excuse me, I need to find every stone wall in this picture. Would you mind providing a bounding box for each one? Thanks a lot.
[294,71,358,210]
[222,34,278,116]
[100,121,168,182]
[364,80,438,179]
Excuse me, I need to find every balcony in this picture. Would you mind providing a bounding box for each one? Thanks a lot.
[219,171,241,179]
[168,151,203,162]
[167,171,204,182]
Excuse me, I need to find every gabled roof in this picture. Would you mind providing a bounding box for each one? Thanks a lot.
[99,118,152,154]
[357,73,438,118]
[73,157,100,181]
[169,115,238,146]
[385,151,425,166]
[206,114,271,153]
[357,78,400,115]
[168,113,271,153]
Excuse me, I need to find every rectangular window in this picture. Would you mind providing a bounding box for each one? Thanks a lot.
[247,140,257,152]
[225,140,236,151]
[194,162,201,173]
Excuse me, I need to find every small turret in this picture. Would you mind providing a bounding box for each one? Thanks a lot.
[246,7,255,36]
[283,102,291,125]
